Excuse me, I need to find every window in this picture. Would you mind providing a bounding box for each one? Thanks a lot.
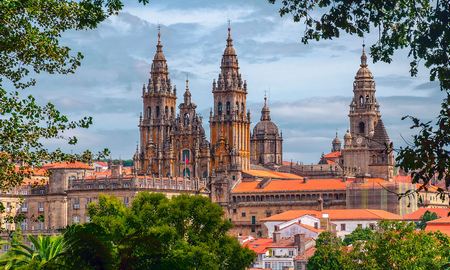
[226,101,231,115]
[147,106,151,118]
[38,202,44,212]
[251,216,256,225]
[357,224,363,228]
[182,149,190,163]
[218,102,223,115]
[98,184,104,189]
[123,197,129,206]
[21,202,28,212]
[156,106,160,117]
[165,106,168,116]
[86,216,91,223]
[369,223,376,230]
[232,209,237,214]
[183,168,191,178]
[73,215,80,224]
[314,222,319,229]
[289,250,294,256]
[340,224,346,231]
[21,219,28,231]
[359,95,364,105]
[241,212,246,217]
[73,198,80,210]
[241,102,245,113]
[184,113,190,125]
[235,102,239,113]
[86,198,92,208]
[37,222,44,230]
[358,122,365,134]
[251,226,255,233]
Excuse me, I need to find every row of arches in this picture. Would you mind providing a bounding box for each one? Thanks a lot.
[232,192,346,203]
[147,105,175,119]
[217,101,245,115]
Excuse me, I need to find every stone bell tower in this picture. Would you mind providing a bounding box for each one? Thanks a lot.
[342,45,394,180]
[210,24,250,205]
[138,29,177,176]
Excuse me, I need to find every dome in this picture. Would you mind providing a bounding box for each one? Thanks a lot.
[344,130,352,139]
[253,120,279,136]
[355,66,373,79]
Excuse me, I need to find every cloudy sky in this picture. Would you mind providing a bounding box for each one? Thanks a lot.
[29,0,444,163]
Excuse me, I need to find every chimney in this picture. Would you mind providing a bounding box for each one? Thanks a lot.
[111,164,123,178]
[294,233,306,254]
[320,213,331,231]
[303,177,308,183]
[273,232,281,243]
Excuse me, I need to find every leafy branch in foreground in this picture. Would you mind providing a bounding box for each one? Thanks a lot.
[0,0,147,188]
[268,0,449,191]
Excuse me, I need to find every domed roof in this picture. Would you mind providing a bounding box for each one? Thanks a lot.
[332,132,341,144]
[355,44,373,79]
[344,129,352,139]
[253,96,279,136]
[253,120,279,135]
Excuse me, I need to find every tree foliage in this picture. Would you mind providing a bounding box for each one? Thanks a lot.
[0,0,152,188]
[417,210,439,230]
[0,233,66,270]
[342,226,374,245]
[268,0,450,193]
[309,221,450,270]
[61,193,255,270]
[307,232,350,270]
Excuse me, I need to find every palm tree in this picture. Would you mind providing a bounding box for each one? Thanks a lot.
[0,234,66,269]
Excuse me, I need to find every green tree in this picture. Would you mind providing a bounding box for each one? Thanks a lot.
[268,0,450,194]
[350,221,450,269]
[417,210,439,230]
[307,232,349,270]
[0,0,158,189]
[0,234,66,270]
[342,226,374,245]
[62,193,255,270]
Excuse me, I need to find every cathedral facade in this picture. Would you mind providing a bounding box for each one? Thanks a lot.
[135,31,210,179]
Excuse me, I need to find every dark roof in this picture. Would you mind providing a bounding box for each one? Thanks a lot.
[370,119,390,148]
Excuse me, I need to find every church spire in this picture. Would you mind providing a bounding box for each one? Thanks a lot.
[151,26,169,83]
[360,43,367,68]
[184,75,191,105]
[261,94,271,121]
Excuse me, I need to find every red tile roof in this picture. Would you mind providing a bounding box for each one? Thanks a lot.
[233,178,347,193]
[262,209,402,222]
[44,161,93,170]
[425,216,450,236]
[296,247,316,261]
[403,208,450,221]
[243,238,273,254]
[323,151,341,158]
[243,170,303,180]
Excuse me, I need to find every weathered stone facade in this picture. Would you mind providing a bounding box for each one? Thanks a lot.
[341,45,395,180]
[250,97,283,166]
[135,30,210,179]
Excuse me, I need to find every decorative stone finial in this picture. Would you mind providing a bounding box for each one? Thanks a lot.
[360,43,367,67]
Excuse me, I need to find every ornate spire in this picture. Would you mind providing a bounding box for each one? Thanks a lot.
[360,43,367,68]
[151,26,169,81]
[184,76,191,105]
[261,94,271,121]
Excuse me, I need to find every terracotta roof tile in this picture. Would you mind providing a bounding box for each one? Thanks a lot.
[243,238,273,254]
[243,170,303,180]
[262,209,402,222]
[323,151,341,158]
[233,178,346,193]
[403,208,450,221]
[44,162,93,170]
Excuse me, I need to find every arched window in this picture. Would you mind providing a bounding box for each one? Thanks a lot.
[365,95,369,103]
[147,107,151,118]
[359,122,365,134]
[359,96,364,105]
[165,106,168,116]
[226,101,231,115]
[236,102,239,113]
[241,102,245,113]
[184,113,190,125]
[218,102,223,115]
[171,107,174,117]
[156,106,160,118]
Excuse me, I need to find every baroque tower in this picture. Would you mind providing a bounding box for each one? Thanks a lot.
[210,25,250,205]
[138,30,177,176]
[342,45,394,180]
[250,96,283,166]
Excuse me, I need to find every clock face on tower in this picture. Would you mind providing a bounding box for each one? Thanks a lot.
[356,137,363,145]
